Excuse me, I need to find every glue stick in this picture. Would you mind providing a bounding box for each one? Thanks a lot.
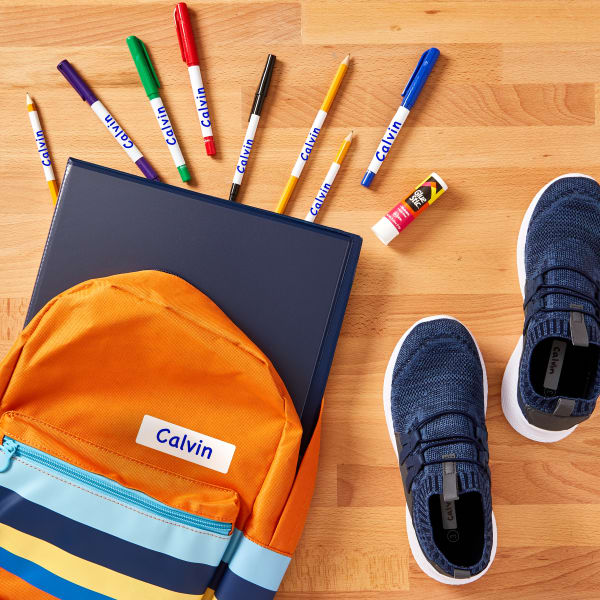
[371,173,447,245]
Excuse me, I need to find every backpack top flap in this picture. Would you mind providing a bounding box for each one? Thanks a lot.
[0,270,302,535]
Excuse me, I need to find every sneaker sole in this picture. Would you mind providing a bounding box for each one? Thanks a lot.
[501,173,595,443]
[383,315,497,585]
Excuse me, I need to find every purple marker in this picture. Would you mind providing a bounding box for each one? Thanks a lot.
[57,60,159,181]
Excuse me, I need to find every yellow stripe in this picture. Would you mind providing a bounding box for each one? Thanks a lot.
[27,103,36,112]
[320,57,349,113]
[275,175,298,214]
[0,522,203,600]
[48,180,58,205]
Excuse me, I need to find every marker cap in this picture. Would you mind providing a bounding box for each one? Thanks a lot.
[178,165,191,182]
[135,157,160,181]
[361,170,375,188]
[126,36,160,99]
[401,48,440,110]
[250,54,276,117]
[204,136,216,156]
[174,2,199,66]
[57,59,97,105]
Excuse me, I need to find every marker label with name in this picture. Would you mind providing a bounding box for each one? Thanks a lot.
[150,98,185,167]
[136,414,236,474]
[233,114,260,185]
[188,66,213,133]
[367,106,409,174]
[90,101,143,162]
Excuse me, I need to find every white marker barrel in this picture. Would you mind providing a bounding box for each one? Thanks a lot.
[188,65,213,138]
[90,100,143,163]
[150,97,185,167]
[366,106,410,174]
[233,114,260,185]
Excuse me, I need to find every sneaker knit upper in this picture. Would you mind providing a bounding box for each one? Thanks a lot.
[390,318,493,576]
[520,176,600,417]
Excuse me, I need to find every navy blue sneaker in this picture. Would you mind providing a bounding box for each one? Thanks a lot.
[502,174,600,442]
[383,316,496,584]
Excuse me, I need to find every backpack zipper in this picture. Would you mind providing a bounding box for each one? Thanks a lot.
[0,437,232,536]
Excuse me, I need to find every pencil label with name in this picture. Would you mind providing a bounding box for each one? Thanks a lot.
[292,110,327,177]
[34,130,55,180]
[188,65,213,136]
[150,98,186,168]
[91,100,143,163]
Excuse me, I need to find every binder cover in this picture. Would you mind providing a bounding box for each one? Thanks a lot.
[26,159,362,451]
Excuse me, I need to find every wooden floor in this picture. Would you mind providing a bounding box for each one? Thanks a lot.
[2,1,600,598]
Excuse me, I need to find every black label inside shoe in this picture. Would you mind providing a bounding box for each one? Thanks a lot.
[439,496,459,542]
[543,339,567,394]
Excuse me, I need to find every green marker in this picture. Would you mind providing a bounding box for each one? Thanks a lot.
[126,36,191,183]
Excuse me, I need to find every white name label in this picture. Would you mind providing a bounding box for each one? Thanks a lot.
[543,339,567,392]
[136,415,236,474]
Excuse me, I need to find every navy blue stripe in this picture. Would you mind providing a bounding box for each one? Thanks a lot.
[216,568,275,600]
[0,486,214,594]
[207,560,229,592]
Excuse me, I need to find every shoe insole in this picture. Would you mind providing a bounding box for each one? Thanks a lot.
[429,491,485,568]
[530,337,599,398]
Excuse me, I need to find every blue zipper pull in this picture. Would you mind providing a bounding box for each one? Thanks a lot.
[0,439,17,472]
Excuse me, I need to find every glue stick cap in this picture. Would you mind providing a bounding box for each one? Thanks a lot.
[372,217,399,246]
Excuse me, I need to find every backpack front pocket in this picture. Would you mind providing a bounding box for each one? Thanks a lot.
[0,437,238,600]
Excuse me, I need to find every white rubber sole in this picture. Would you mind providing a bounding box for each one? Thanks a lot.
[501,173,595,442]
[383,315,497,584]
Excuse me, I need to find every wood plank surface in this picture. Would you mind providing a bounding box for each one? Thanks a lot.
[1,1,599,598]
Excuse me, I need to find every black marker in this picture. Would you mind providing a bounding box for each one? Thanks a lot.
[229,54,276,202]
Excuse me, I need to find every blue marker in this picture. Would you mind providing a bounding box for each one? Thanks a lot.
[361,48,439,188]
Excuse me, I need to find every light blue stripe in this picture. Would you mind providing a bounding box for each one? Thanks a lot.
[0,454,230,565]
[221,528,243,564]
[228,535,291,591]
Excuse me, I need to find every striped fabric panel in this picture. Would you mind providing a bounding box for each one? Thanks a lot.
[0,486,213,594]
[0,546,113,600]
[214,568,276,600]
[0,565,58,600]
[0,452,235,598]
[0,522,206,599]
[0,454,230,564]
[0,552,111,600]
[213,534,292,600]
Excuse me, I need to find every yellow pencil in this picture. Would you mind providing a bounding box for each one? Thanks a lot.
[275,54,350,214]
[26,93,59,205]
[305,131,353,222]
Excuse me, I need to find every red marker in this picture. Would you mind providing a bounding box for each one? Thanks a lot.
[174,2,216,155]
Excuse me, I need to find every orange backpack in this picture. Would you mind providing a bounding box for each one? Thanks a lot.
[0,270,321,599]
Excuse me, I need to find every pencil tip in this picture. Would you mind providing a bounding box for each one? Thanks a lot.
[342,54,350,65]
[346,130,353,141]
[26,93,32,104]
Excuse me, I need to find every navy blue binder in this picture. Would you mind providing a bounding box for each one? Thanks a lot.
[26,159,362,452]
